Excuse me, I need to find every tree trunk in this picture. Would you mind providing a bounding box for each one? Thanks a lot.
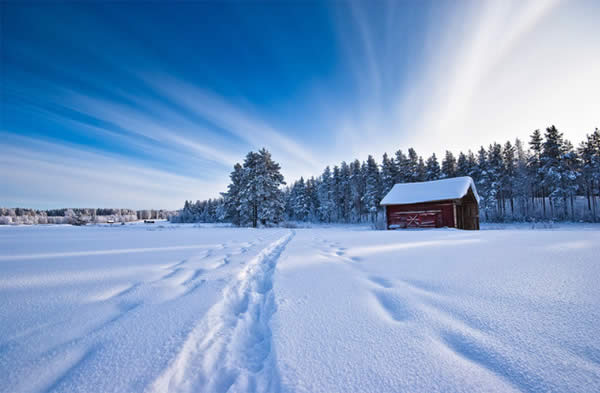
[592,180,597,222]
[542,187,546,218]
[253,203,257,228]
[530,184,535,208]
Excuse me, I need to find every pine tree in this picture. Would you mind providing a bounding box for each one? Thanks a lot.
[291,177,309,221]
[237,149,285,227]
[394,150,408,183]
[332,165,343,222]
[502,141,516,216]
[558,140,579,219]
[528,129,545,216]
[350,159,364,222]
[363,155,381,222]
[514,139,530,217]
[466,150,478,179]
[407,148,420,182]
[425,153,441,180]
[381,153,397,196]
[223,163,244,226]
[306,177,320,221]
[588,129,600,221]
[318,166,335,222]
[441,150,457,178]
[487,143,504,219]
[541,126,564,217]
[474,147,489,219]
[416,156,426,182]
[456,152,469,176]
[579,130,600,220]
[339,161,353,222]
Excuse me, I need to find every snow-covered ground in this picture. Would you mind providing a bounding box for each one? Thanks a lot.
[1,224,599,393]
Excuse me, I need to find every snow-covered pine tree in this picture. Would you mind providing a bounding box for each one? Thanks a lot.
[363,155,381,222]
[514,139,531,217]
[528,129,545,216]
[578,130,600,220]
[394,149,408,183]
[486,143,504,219]
[475,146,490,219]
[339,161,353,222]
[541,126,564,217]
[502,141,516,217]
[238,151,260,227]
[360,161,369,219]
[318,166,335,222]
[223,163,244,226]
[283,184,293,220]
[256,148,286,226]
[332,165,343,222]
[350,159,364,222]
[292,177,309,221]
[416,156,427,182]
[558,140,579,220]
[306,177,320,221]
[237,149,285,227]
[466,151,478,179]
[456,152,468,177]
[425,153,441,181]
[441,151,457,178]
[589,129,600,220]
[381,153,397,196]
[407,148,420,182]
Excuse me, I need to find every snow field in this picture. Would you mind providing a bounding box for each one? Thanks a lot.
[272,229,600,392]
[0,225,290,393]
[1,224,599,392]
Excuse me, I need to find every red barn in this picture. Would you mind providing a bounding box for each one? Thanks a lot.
[381,177,480,230]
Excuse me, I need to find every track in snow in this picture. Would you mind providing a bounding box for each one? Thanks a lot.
[148,230,294,393]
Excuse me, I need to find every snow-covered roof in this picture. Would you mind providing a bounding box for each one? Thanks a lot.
[380,176,480,205]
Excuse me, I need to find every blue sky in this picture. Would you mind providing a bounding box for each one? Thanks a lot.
[2,0,599,209]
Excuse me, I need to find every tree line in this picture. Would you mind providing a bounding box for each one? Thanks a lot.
[0,208,175,225]
[174,126,600,225]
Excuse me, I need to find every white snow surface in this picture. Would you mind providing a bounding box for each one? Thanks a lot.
[380,176,480,205]
[1,223,599,392]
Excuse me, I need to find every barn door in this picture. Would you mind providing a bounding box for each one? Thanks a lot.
[388,211,442,229]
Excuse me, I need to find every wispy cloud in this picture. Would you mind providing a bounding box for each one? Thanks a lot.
[0,134,227,209]
[321,0,598,163]
[2,1,598,209]
[143,75,324,176]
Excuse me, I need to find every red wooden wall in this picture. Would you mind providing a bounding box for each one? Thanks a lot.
[386,202,455,229]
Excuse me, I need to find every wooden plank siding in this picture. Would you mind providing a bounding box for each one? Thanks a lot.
[386,202,455,229]
[385,190,479,230]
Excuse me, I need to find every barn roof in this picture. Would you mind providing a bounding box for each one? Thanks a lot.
[380,176,480,205]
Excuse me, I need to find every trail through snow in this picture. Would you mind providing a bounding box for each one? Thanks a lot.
[148,231,294,393]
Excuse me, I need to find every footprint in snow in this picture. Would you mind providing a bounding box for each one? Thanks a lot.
[368,276,394,289]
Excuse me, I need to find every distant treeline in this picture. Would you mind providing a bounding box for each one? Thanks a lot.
[171,199,224,224]
[174,126,600,225]
[0,208,175,225]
